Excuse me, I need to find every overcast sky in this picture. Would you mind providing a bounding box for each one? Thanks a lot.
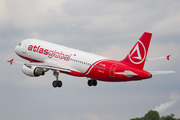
[0,0,180,120]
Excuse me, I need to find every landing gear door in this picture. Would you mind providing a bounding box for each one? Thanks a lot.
[110,64,117,77]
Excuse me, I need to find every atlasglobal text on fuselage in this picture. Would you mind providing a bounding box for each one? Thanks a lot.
[8,32,175,88]
[28,45,72,61]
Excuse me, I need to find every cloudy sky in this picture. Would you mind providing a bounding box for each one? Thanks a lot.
[0,0,180,120]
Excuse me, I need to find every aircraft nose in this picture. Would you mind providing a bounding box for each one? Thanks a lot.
[15,42,22,54]
[15,45,18,54]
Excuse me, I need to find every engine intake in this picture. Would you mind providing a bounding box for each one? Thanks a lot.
[22,65,45,77]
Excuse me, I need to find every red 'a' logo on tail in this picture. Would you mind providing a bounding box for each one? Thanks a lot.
[129,40,146,64]
[121,32,152,69]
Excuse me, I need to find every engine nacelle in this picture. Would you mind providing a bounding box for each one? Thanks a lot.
[22,65,45,77]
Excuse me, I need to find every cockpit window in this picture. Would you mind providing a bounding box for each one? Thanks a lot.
[18,43,21,46]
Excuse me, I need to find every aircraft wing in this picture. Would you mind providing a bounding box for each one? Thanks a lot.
[8,59,71,73]
[149,71,176,75]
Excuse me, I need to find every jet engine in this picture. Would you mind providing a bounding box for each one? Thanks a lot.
[22,65,45,77]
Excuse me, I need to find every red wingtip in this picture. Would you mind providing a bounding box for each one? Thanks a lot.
[167,55,170,61]
[8,59,14,65]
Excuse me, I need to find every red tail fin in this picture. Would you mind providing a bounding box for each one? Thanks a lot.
[121,32,152,69]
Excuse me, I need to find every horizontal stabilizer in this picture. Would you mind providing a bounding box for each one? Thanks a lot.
[146,55,170,61]
[149,71,176,75]
[115,70,138,77]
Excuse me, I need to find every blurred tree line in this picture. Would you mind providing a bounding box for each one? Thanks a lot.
[130,110,180,120]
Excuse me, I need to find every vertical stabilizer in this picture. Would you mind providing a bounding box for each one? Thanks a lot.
[121,32,152,69]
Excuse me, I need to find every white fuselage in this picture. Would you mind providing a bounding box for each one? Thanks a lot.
[15,39,109,74]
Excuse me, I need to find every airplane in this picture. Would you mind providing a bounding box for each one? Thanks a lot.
[8,32,175,88]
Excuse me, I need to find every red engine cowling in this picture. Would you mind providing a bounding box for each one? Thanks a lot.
[22,65,45,77]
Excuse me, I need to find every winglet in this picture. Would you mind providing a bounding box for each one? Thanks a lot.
[8,59,14,65]
[167,55,170,61]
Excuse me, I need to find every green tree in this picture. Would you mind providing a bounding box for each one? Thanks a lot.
[144,110,160,120]
[130,117,144,120]
[160,114,176,120]
[130,110,180,120]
